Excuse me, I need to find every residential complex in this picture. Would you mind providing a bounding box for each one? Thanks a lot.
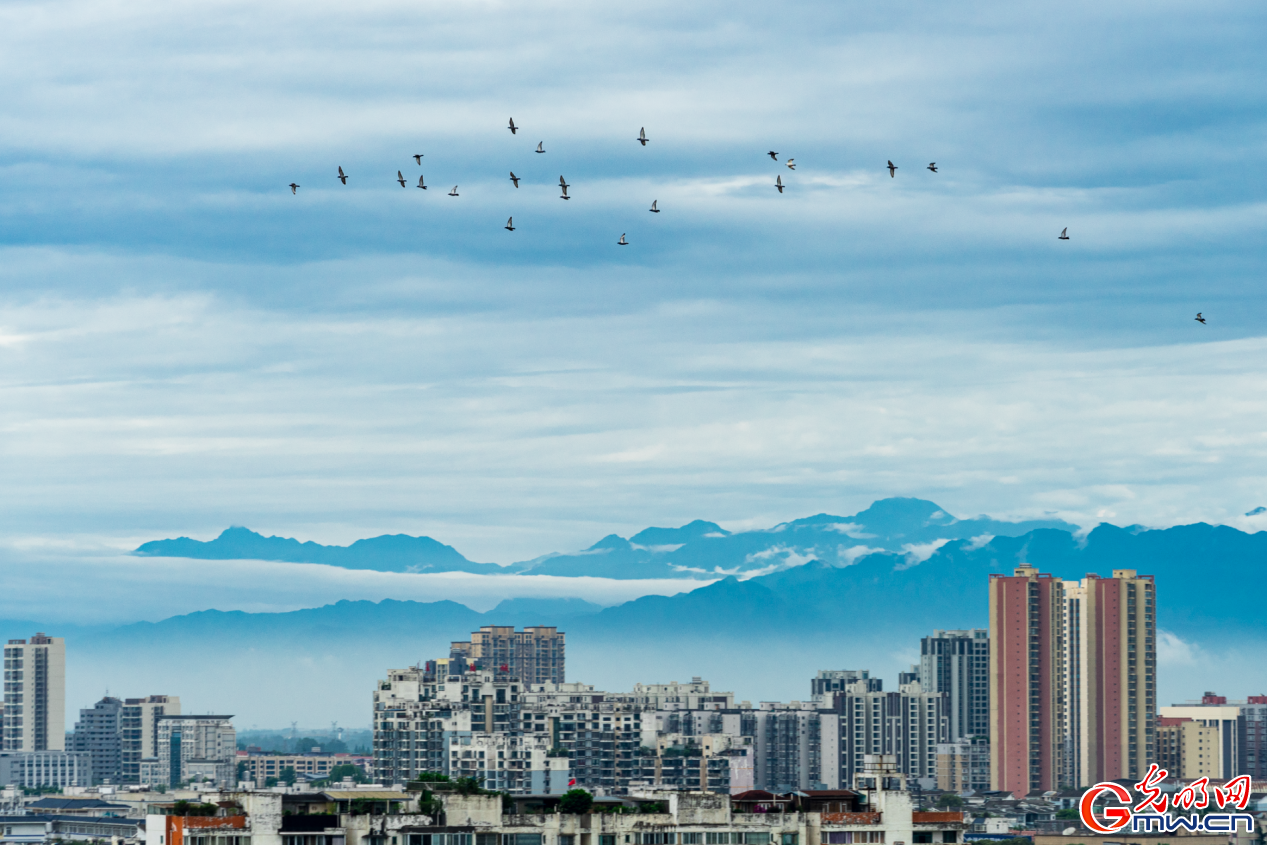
[988,566,1156,792]
[156,715,237,788]
[1157,690,1264,779]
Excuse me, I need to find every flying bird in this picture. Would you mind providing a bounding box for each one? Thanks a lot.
[413,154,423,165]
[508,117,517,134]
[768,151,779,161]
[927,162,937,173]
[775,175,784,193]
[887,160,897,177]
[509,172,520,188]
[396,170,407,187]
[649,200,659,213]
[536,142,545,154]
[558,175,569,189]
[416,175,427,190]
[786,159,795,170]
[289,183,299,194]
[1058,228,1069,240]
[505,217,515,231]
[618,233,628,245]
[638,127,648,146]
[1195,312,1206,324]
[338,166,348,184]
[448,186,459,197]
[560,184,570,200]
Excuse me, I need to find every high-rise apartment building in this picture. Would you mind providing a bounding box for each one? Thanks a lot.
[988,566,1066,795]
[2,634,66,752]
[449,626,565,685]
[120,695,180,784]
[71,697,124,784]
[919,629,989,741]
[826,678,949,788]
[1063,570,1156,786]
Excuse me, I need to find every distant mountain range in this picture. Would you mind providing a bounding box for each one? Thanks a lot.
[115,501,1267,644]
[16,498,1267,725]
[134,497,1078,579]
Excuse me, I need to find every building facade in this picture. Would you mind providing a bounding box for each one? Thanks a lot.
[918,630,989,742]
[826,680,948,789]
[2,634,66,753]
[449,626,565,685]
[811,671,882,699]
[157,715,237,788]
[1157,701,1244,779]
[0,751,91,789]
[935,735,990,793]
[988,567,1066,795]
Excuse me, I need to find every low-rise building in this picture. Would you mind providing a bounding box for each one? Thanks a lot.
[0,813,140,844]
[0,751,92,789]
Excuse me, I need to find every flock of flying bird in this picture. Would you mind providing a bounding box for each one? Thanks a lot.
[286,119,1209,325]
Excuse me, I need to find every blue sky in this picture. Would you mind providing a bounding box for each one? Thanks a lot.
[2,0,1267,574]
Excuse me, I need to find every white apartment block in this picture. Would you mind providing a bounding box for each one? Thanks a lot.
[156,715,236,788]
[2,634,66,752]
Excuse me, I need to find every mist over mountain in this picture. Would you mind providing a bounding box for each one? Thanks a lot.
[134,497,1078,580]
[19,498,1267,726]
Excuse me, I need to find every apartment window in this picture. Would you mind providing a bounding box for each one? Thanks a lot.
[745,836,770,845]
[600,837,616,845]
[502,837,542,845]
[561,837,575,845]
[912,835,933,844]
[781,836,798,845]
[682,836,702,845]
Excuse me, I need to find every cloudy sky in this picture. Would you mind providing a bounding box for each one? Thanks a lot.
[2,0,1266,587]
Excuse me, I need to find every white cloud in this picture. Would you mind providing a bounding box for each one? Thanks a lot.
[824,523,876,539]
[837,545,884,566]
[964,534,994,551]
[1156,629,1202,668]
[897,539,950,569]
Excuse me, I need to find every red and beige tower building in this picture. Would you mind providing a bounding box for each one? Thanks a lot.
[989,566,1156,792]
[1063,569,1156,787]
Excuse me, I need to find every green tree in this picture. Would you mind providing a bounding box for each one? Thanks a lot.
[1056,808,1078,820]
[559,789,594,814]
[265,777,279,788]
[279,766,298,786]
[455,776,485,795]
[935,794,965,810]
